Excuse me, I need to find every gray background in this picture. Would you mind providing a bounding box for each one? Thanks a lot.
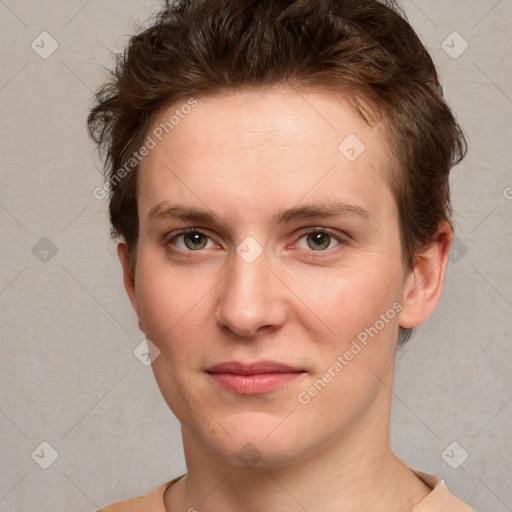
[0,0,511,511]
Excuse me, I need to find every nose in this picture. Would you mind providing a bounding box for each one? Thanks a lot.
[215,249,289,338]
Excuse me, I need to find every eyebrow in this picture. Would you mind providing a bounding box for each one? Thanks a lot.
[148,201,373,226]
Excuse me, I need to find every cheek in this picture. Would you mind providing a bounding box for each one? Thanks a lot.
[133,265,214,420]
[134,262,217,360]
[136,273,175,339]
[291,270,401,420]
[288,263,403,397]
[135,256,403,348]
[289,263,402,336]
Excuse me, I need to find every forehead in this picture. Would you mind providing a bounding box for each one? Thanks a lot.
[137,86,394,226]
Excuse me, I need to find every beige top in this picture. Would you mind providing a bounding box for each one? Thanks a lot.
[98,469,476,511]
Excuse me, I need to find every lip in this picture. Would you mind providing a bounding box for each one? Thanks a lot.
[206,360,306,394]
[206,360,303,375]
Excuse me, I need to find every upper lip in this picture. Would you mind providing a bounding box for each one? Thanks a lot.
[206,360,304,375]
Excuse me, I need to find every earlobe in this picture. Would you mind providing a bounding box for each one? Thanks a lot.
[398,221,453,329]
[117,242,143,331]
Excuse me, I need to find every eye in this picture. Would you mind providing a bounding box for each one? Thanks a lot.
[167,229,217,251]
[294,229,343,251]
[166,227,345,254]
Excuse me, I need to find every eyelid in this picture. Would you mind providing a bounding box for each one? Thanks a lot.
[165,227,221,249]
[290,226,348,250]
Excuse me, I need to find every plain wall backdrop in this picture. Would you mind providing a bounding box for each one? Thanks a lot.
[0,0,511,510]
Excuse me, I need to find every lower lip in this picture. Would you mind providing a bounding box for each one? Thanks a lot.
[208,372,305,394]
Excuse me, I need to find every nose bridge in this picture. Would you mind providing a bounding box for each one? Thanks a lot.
[215,246,287,337]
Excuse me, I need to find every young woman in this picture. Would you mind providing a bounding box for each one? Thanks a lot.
[89,1,473,510]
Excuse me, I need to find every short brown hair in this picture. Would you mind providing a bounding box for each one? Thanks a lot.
[88,0,466,344]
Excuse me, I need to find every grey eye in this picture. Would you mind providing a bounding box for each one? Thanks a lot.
[183,232,209,250]
[306,232,334,251]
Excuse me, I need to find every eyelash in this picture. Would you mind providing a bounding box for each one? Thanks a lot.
[165,227,347,254]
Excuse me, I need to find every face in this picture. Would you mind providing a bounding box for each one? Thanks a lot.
[119,86,446,469]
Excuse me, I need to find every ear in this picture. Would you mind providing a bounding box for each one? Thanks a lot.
[398,221,453,329]
[117,242,144,331]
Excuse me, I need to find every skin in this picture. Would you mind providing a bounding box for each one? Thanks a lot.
[117,86,452,511]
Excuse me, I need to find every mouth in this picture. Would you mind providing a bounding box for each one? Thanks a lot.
[205,360,307,394]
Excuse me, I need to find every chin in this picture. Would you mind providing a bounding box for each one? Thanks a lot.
[195,413,324,469]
